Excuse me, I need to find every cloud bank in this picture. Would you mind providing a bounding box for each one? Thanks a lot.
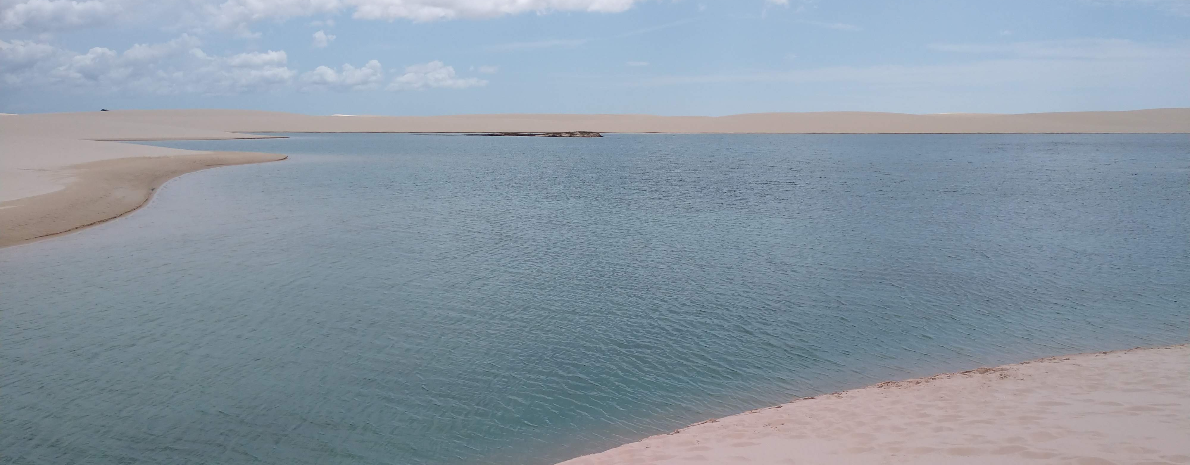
[1,0,649,32]
[0,34,294,93]
[389,61,486,90]
[1,35,486,95]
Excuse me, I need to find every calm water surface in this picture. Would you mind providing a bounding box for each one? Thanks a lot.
[2,134,1188,465]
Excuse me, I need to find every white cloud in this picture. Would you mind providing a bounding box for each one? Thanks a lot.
[0,0,116,30]
[388,60,486,90]
[312,29,335,48]
[3,36,488,95]
[121,33,201,62]
[1,0,654,32]
[347,0,640,22]
[0,35,296,94]
[626,60,648,66]
[203,0,646,33]
[301,59,383,90]
[224,49,289,67]
[0,37,59,72]
[197,51,296,92]
[202,0,342,32]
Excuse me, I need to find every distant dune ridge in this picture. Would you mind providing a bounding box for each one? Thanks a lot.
[1,108,1189,246]
[4,108,1190,139]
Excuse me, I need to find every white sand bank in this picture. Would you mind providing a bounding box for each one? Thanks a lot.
[559,345,1189,465]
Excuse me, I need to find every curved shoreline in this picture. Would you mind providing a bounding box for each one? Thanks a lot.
[0,151,286,249]
[559,344,1189,465]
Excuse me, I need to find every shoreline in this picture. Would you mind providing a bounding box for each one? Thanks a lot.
[91,135,290,141]
[0,151,286,249]
[559,344,1190,465]
[247,131,1184,135]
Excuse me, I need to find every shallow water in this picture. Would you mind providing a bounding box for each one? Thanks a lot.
[2,134,1187,465]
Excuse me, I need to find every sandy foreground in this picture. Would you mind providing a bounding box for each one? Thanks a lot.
[559,345,1189,465]
[2,108,1188,245]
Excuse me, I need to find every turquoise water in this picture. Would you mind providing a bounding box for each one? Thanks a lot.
[2,134,1187,465]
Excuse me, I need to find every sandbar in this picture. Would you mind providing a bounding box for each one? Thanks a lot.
[0,151,286,248]
[0,110,292,247]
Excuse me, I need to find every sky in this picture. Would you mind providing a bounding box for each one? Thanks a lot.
[1,0,1188,115]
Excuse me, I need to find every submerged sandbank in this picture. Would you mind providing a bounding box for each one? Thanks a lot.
[559,345,1189,465]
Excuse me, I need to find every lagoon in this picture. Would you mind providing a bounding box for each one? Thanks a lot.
[2,134,1187,464]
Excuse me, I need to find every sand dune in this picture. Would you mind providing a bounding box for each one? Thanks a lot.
[559,345,1190,465]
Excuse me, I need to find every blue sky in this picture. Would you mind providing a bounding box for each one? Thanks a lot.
[1,0,1188,115]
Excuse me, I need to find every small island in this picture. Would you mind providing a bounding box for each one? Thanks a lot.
[467,131,602,138]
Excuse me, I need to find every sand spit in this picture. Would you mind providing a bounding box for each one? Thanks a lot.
[0,111,290,247]
[0,152,286,248]
[559,345,1190,465]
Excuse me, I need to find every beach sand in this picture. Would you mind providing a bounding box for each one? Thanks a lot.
[559,345,1190,465]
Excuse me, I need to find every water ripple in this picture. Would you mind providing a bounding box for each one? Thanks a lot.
[2,134,1188,465]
